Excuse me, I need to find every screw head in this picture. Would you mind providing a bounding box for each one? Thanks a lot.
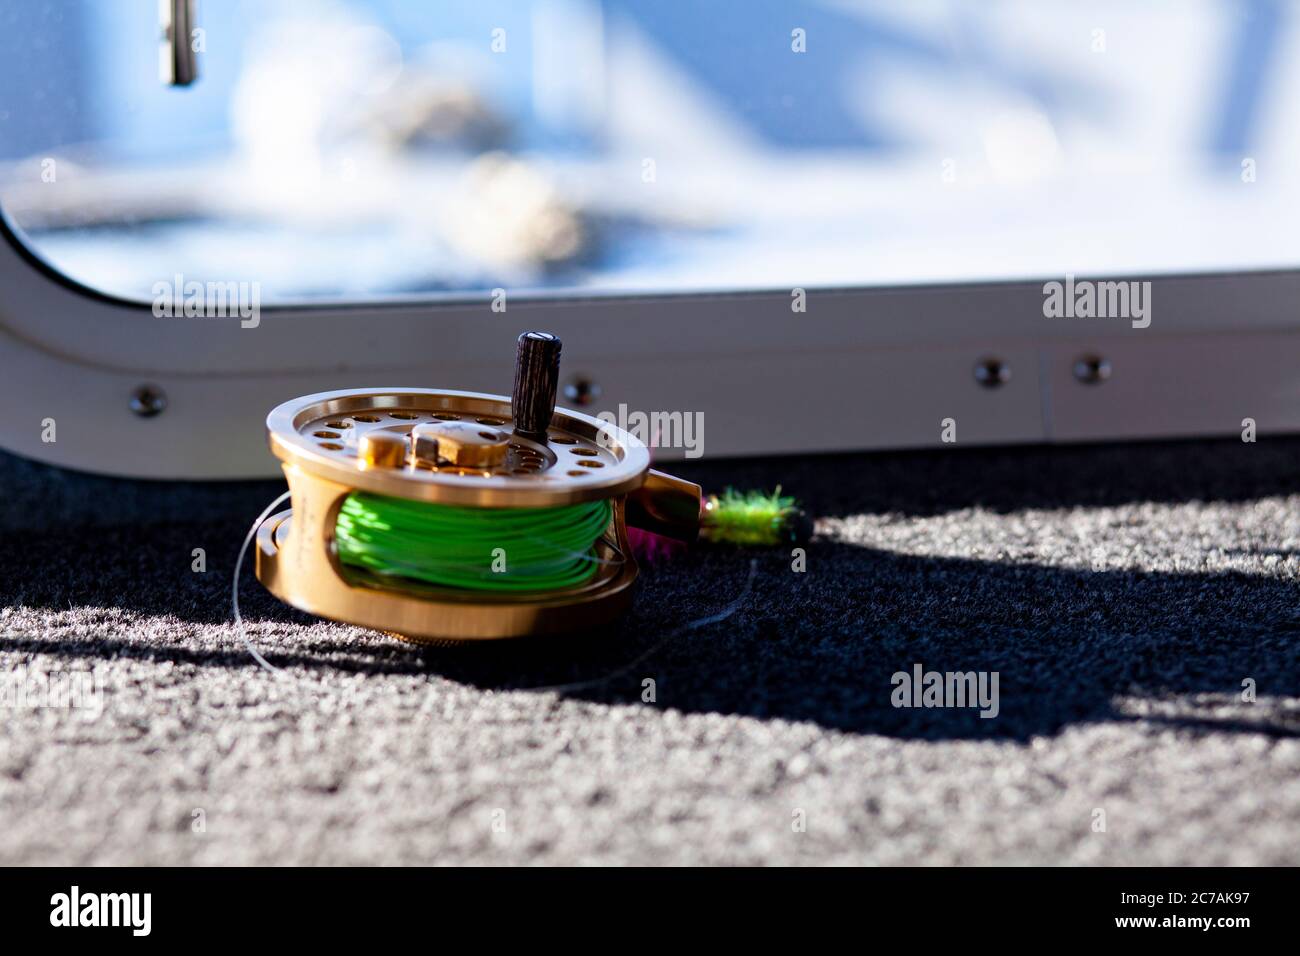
[129,384,167,418]
[1073,355,1112,385]
[562,377,602,407]
[973,357,1011,388]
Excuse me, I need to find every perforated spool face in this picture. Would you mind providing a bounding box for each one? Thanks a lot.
[267,388,650,507]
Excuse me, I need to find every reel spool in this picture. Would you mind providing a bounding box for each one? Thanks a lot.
[254,332,702,643]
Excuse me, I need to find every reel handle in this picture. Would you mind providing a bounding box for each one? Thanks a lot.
[512,331,562,441]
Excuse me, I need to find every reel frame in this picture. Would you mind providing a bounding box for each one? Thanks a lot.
[254,383,698,642]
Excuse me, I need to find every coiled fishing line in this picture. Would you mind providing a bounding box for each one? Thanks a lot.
[335,494,615,591]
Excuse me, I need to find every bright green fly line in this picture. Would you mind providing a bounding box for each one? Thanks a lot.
[336,494,613,593]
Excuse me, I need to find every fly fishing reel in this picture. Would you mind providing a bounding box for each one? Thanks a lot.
[255,332,702,642]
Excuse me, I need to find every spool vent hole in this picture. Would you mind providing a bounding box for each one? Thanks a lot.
[319,442,345,451]
[476,417,507,426]
[389,412,418,420]
[576,459,604,468]
[570,448,598,457]
[313,430,341,439]
[351,415,380,423]
[325,420,351,429]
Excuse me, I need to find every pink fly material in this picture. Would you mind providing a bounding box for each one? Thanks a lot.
[627,526,688,565]
[629,438,693,563]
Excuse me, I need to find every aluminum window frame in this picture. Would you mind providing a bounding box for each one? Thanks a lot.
[1,210,1298,479]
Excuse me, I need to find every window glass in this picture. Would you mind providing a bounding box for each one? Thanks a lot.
[0,0,1294,302]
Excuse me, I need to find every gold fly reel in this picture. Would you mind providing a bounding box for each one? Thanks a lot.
[254,332,701,642]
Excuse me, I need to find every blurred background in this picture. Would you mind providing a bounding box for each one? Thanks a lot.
[0,0,1295,302]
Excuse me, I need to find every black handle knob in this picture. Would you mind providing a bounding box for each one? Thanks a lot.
[511,331,562,440]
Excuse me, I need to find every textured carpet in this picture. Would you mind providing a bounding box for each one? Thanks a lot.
[0,437,1297,865]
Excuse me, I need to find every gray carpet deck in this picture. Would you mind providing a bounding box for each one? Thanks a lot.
[0,438,1297,865]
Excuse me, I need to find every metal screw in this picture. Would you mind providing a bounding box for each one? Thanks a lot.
[562,377,601,407]
[973,357,1010,388]
[129,384,167,417]
[1073,355,1112,385]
